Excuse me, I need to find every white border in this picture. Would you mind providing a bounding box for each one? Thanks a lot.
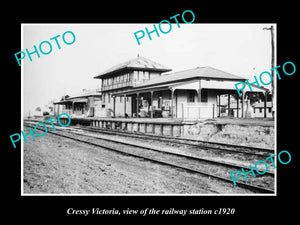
[21,23,277,197]
[21,24,24,195]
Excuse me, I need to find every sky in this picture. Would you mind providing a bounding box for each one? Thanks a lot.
[22,23,276,116]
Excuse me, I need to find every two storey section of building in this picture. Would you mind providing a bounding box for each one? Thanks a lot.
[93,55,172,117]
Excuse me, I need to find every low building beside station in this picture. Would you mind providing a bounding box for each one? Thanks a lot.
[53,89,101,118]
[252,101,273,118]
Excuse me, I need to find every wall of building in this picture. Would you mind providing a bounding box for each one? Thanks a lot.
[55,104,72,117]
[98,68,165,117]
[176,89,217,119]
[114,95,132,117]
[94,95,132,117]
[73,103,85,116]
[94,99,104,117]
[253,107,273,118]
[133,71,161,86]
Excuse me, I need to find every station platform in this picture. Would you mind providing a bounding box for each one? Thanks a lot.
[32,115,274,138]
[60,116,196,137]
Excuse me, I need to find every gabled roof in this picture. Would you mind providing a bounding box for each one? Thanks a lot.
[135,66,246,88]
[94,56,172,78]
[67,89,101,99]
[53,89,101,105]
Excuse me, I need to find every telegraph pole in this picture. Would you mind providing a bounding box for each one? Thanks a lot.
[263,25,274,110]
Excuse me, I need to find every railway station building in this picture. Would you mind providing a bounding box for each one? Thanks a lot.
[93,55,269,120]
[54,55,270,120]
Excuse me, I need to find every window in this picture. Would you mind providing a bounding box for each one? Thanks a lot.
[188,92,195,103]
[269,108,272,113]
[133,71,138,81]
[201,90,208,103]
[102,79,108,88]
[102,93,105,103]
[138,71,143,81]
[108,94,111,103]
[120,96,123,103]
[259,108,262,113]
[143,71,150,80]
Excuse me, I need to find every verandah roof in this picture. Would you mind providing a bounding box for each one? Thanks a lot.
[113,76,268,96]
[54,98,88,105]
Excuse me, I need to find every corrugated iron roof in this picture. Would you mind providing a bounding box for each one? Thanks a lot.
[54,89,101,104]
[68,90,101,99]
[135,66,246,88]
[53,100,72,105]
[94,56,172,78]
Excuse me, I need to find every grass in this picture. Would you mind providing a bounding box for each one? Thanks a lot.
[211,117,274,127]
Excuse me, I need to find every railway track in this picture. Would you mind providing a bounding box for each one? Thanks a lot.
[24,119,274,157]
[24,121,274,194]
[77,126,274,157]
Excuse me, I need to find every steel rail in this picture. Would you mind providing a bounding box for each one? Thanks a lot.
[24,121,275,176]
[79,126,274,157]
[24,119,274,156]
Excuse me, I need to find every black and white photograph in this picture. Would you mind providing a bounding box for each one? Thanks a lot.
[21,23,276,195]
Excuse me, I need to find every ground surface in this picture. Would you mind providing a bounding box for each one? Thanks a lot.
[23,126,253,195]
[212,117,274,127]
[186,118,274,149]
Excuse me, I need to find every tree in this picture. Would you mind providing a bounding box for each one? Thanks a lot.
[48,106,54,112]
[246,92,264,104]
[60,95,70,101]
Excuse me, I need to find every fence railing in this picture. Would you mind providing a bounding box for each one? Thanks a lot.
[101,81,134,91]
[181,103,215,121]
[60,109,72,116]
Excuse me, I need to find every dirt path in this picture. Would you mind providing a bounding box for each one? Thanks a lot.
[23,127,252,194]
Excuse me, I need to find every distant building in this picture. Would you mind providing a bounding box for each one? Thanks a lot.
[32,108,43,118]
[252,101,273,118]
[54,89,101,118]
